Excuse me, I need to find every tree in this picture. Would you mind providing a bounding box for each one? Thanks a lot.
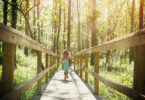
[67,0,71,51]
[77,0,80,51]
[56,0,62,55]
[91,0,97,65]
[3,0,8,25]
[24,0,30,56]
[129,0,135,63]
[37,0,40,43]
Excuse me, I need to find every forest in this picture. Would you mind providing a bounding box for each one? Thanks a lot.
[0,0,145,100]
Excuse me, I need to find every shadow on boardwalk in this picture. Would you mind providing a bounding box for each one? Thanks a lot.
[34,70,102,100]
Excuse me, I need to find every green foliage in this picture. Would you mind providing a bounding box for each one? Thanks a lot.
[85,54,133,100]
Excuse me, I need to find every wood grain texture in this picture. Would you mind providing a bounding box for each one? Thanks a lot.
[2,43,15,99]
[76,64,145,99]
[0,63,59,100]
[0,24,57,56]
[74,29,145,56]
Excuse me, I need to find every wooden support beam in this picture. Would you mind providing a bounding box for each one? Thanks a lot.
[1,43,15,99]
[85,54,88,83]
[74,29,145,56]
[0,24,57,56]
[74,57,76,71]
[80,55,82,78]
[45,54,48,83]
[94,52,99,95]
[37,51,42,95]
[134,46,145,94]
[77,56,79,74]
[50,55,52,77]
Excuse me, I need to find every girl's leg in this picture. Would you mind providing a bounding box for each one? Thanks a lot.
[64,72,67,80]
[66,71,68,79]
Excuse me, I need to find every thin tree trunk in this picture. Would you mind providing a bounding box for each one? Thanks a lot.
[24,0,29,56]
[33,0,36,40]
[37,0,40,43]
[91,0,97,65]
[63,8,66,50]
[67,0,71,51]
[77,0,80,51]
[129,0,135,63]
[3,0,8,25]
[11,0,17,68]
[57,0,62,55]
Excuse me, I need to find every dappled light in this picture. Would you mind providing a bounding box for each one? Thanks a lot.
[0,0,145,100]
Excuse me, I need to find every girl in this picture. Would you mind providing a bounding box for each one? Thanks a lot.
[61,50,72,80]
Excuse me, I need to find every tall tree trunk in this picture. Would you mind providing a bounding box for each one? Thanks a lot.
[134,0,145,94]
[11,0,17,68]
[77,0,80,51]
[24,0,29,56]
[41,21,43,44]
[33,0,36,40]
[63,8,66,50]
[1,0,8,66]
[91,0,97,65]
[57,0,62,55]
[129,0,135,63]
[3,0,8,25]
[11,0,17,28]
[67,0,71,51]
[37,0,40,43]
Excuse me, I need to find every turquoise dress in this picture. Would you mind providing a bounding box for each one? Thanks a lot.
[61,59,71,72]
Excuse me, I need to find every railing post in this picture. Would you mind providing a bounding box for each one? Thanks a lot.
[1,43,15,99]
[85,54,89,83]
[134,47,145,94]
[50,55,52,77]
[76,56,79,74]
[94,52,99,95]
[45,54,48,83]
[74,56,76,71]
[80,55,82,78]
[37,51,42,95]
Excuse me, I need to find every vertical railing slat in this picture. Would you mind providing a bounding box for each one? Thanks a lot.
[94,52,99,95]
[45,54,48,83]
[85,54,88,83]
[1,43,15,99]
[37,51,42,95]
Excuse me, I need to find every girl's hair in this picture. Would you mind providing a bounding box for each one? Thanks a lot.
[62,50,72,66]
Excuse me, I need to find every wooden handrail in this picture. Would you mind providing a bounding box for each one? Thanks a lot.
[0,63,61,100]
[75,64,145,99]
[0,23,57,56]
[74,29,145,56]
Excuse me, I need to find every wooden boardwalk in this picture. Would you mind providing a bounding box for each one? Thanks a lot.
[34,70,102,100]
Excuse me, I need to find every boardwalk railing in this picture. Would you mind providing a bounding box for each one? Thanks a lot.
[73,29,145,99]
[0,24,58,100]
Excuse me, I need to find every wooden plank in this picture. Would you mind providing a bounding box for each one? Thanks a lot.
[34,71,101,100]
[74,57,76,71]
[85,54,88,83]
[80,55,82,78]
[0,63,59,100]
[134,46,145,94]
[94,52,99,95]
[50,55,52,77]
[82,67,145,99]
[0,23,57,56]
[1,43,15,99]
[45,54,48,83]
[74,29,145,56]
[37,51,42,95]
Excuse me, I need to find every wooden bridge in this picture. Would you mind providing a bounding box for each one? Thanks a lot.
[0,24,145,100]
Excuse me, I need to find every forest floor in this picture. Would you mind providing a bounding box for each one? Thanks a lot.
[0,48,133,100]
